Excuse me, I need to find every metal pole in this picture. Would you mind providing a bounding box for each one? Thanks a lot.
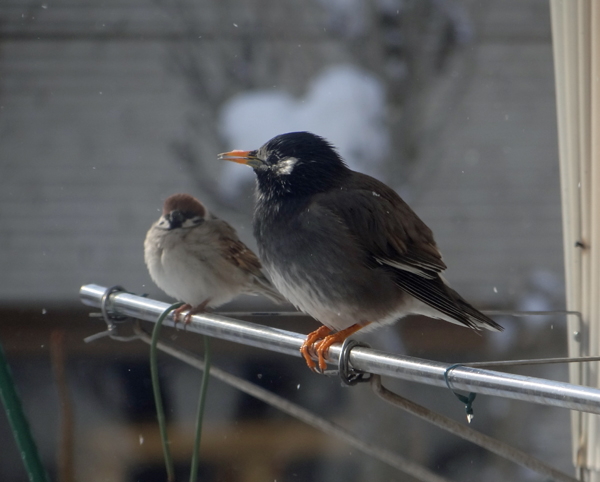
[0,339,51,482]
[81,284,600,415]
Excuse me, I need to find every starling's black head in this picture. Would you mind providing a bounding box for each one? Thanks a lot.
[157,193,206,230]
[219,132,350,199]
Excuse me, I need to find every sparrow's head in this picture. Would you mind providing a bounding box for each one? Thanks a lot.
[157,193,207,230]
[219,132,350,199]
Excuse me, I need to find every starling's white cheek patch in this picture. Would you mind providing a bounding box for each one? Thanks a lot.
[276,157,298,176]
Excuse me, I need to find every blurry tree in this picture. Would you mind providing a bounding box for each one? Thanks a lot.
[158,0,474,212]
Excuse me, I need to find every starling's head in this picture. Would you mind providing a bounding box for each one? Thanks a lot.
[219,132,349,199]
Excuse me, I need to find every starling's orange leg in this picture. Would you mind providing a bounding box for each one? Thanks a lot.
[314,323,370,372]
[182,298,212,326]
[300,326,332,371]
[173,303,193,328]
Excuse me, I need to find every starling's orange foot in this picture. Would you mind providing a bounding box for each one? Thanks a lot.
[313,323,367,372]
[300,326,332,371]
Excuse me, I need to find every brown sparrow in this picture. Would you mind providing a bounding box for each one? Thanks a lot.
[144,193,285,323]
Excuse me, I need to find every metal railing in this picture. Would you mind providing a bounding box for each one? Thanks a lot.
[80,283,600,415]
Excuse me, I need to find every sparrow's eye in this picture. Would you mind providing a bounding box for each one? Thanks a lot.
[173,213,204,229]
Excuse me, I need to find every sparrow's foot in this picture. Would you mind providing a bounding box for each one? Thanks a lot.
[313,323,366,372]
[182,298,211,326]
[300,326,332,371]
[173,303,193,328]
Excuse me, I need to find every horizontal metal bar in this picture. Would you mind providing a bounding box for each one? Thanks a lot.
[80,284,600,415]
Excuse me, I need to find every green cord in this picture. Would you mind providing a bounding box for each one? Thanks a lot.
[189,336,211,482]
[444,363,477,422]
[151,302,185,482]
[0,339,51,482]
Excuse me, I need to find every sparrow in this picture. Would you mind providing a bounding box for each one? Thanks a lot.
[219,132,503,371]
[144,193,285,324]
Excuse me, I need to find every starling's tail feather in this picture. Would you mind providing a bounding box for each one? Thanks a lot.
[391,270,503,332]
[447,286,504,332]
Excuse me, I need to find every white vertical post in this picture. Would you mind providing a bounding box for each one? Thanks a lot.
[550,0,599,479]
[586,2,600,480]
[550,0,583,466]
[577,0,593,477]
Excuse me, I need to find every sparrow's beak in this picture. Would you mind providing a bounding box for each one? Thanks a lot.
[218,150,264,169]
[167,210,184,230]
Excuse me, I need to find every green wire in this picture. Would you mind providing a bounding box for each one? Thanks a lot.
[151,302,185,482]
[189,336,211,482]
[0,339,51,482]
[150,303,213,482]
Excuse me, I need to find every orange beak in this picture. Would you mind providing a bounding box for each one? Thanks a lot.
[218,150,263,168]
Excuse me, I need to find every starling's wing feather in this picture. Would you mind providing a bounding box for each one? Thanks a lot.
[316,172,446,276]
[213,219,286,304]
[314,172,502,331]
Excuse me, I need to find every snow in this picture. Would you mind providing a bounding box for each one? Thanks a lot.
[218,64,389,199]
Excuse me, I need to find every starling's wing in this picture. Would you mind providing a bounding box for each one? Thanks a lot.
[314,172,502,331]
[315,172,446,276]
[213,219,286,304]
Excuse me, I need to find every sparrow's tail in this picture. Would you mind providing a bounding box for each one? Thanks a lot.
[249,275,288,305]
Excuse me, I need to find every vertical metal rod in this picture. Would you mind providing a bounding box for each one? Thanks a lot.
[0,340,50,482]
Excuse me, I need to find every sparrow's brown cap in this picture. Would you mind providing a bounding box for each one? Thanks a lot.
[162,193,206,217]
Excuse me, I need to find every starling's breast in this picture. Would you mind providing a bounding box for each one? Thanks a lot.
[253,197,402,328]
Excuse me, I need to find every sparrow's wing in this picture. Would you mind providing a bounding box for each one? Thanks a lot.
[213,219,286,304]
[313,172,501,330]
[210,219,264,275]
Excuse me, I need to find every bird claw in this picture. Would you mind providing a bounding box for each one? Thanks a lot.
[300,326,332,372]
[182,312,194,329]
[314,339,332,372]
[172,304,191,330]
[172,299,211,330]
[303,323,367,373]
[300,344,319,372]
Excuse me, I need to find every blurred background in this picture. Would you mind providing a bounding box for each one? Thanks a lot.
[0,0,572,481]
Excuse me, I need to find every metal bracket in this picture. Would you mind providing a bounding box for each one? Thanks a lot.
[84,285,140,343]
[338,338,372,386]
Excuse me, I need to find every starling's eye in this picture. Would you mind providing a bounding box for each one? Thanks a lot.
[266,153,280,165]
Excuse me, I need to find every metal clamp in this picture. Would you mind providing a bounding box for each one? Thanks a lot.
[100,285,129,325]
[338,338,372,386]
[85,285,139,343]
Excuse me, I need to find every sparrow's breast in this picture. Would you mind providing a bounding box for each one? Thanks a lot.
[145,228,244,307]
